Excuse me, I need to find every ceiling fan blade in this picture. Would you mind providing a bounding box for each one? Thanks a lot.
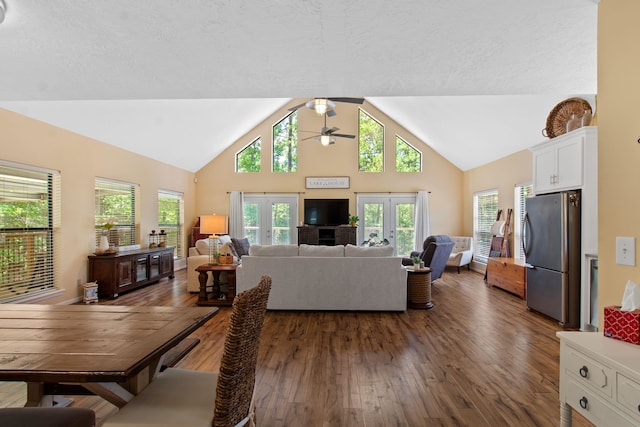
[328,97,365,105]
[301,135,319,141]
[332,133,356,139]
[288,102,307,112]
[325,127,340,134]
[327,109,337,117]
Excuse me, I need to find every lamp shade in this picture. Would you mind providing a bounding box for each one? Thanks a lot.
[200,214,228,236]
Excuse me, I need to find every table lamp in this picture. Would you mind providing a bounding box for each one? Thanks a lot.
[200,214,228,265]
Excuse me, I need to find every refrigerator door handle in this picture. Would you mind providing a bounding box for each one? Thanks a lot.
[522,211,531,258]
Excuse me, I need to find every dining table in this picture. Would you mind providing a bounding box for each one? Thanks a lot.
[0,303,218,407]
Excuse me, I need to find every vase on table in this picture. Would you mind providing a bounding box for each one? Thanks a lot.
[99,233,110,252]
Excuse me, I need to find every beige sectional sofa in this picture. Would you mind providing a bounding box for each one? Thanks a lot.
[236,244,407,311]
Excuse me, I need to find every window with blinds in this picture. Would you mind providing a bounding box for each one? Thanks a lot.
[514,183,533,260]
[0,163,60,302]
[158,190,183,258]
[473,189,499,264]
[95,178,137,247]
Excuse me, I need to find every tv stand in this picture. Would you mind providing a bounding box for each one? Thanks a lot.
[297,225,357,246]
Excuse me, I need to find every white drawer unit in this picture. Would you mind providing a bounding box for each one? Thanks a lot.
[558,332,640,426]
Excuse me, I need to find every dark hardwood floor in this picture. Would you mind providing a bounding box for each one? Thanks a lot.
[1,267,593,426]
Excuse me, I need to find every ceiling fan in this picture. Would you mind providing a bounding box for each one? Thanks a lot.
[300,113,356,146]
[289,97,365,117]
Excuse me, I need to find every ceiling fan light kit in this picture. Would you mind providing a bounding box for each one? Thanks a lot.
[306,99,336,115]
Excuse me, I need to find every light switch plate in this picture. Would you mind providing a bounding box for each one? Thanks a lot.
[616,236,636,266]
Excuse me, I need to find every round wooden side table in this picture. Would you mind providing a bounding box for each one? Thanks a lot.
[407,266,433,309]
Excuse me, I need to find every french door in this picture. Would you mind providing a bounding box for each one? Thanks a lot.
[242,194,298,245]
[357,194,416,256]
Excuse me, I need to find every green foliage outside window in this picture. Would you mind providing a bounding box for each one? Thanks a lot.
[236,138,261,173]
[396,136,421,172]
[358,110,384,172]
[395,203,415,256]
[273,113,298,173]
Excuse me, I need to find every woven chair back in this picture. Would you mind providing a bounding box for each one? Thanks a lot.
[212,275,272,427]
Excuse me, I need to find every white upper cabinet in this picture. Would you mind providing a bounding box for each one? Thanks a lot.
[531,126,596,195]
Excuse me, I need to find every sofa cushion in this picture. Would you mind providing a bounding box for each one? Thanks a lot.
[345,244,394,257]
[299,244,345,257]
[231,237,251,257]
[194,239,209,255]
[249,244,299,257]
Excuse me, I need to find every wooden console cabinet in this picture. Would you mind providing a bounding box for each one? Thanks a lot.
[297,225,357,246]
[88,247,175,299]
[486,257,526,299]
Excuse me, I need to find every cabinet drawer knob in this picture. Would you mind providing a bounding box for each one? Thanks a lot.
[579,365,589,378]
[579,396,588,410]
[637,404,640,414]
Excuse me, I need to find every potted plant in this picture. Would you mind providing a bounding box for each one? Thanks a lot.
[411,256,422,269]
[348,214,359,227]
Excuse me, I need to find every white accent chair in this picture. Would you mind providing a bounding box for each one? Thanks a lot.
[446,236,474,273]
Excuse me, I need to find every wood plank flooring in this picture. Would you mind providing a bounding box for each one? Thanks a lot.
[0,267,593,426]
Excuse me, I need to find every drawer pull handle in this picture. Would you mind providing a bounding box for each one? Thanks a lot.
[579,397,588,410]
[579,365,589,378]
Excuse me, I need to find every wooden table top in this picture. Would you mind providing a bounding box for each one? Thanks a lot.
[0,304,218,384]
[196,263,238,272]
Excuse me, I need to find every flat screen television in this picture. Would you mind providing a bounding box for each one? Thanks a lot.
[304,199,349,226]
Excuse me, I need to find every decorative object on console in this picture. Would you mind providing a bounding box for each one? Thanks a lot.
[200,214,228,265]
[149,229,159,248]
[158,229,167,247]
[348,214,359,227]
[361,232,390,247]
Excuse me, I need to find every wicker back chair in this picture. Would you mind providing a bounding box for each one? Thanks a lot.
[103,276,272,427]
[213,275,271,426]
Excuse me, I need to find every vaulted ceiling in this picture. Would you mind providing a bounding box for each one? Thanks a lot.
[0,1,598,172]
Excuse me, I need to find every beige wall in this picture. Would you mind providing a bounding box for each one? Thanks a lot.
[194,99,464,236]
[0,108,196,304]
[463,150,533,267]
[597,0,640,329]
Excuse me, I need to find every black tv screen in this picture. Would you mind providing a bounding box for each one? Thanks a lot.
[304,199,349,226]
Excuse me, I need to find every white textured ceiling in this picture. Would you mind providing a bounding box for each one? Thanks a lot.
[0,0,598,172]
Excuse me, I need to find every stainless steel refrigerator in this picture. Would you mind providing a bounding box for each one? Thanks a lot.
[523,190,581,327]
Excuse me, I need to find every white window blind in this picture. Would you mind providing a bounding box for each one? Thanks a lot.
[514,183,533,260]
[158,189,183,258]
[0,163,60,302]
[95,178,137,247]
[473,189,499,264]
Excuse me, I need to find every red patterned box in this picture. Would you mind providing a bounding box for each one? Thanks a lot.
[604,306,640,344]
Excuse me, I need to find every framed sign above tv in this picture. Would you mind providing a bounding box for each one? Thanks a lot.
[305,176,350,189]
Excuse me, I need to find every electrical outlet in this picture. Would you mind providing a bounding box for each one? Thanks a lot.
[616,236,636,266]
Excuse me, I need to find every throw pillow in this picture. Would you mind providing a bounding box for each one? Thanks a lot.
[231,237,251,257]
[219,242,239,259]
[195,239,209,256]
[218,234,232,245]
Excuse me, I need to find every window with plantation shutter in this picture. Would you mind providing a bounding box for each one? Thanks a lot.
[95,178,137,247]
[514,183,533,260]
[0,162,60,302]
[473,189,499,264]
[158,189,183,258]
